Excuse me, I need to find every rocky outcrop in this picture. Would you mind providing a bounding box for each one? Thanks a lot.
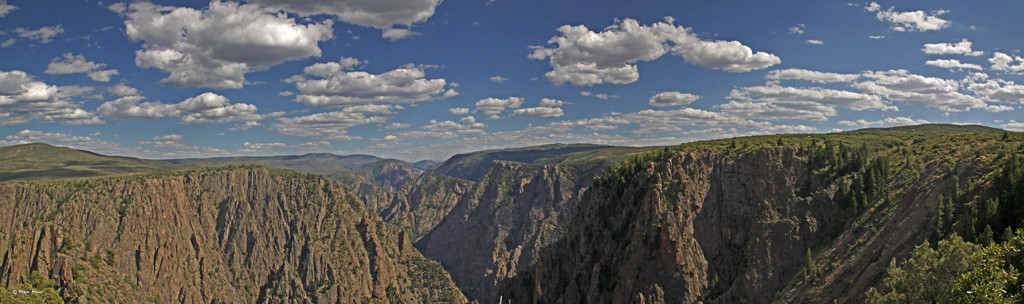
[170,153,422,215]
[500,148,827,303]
[350,181,396,215]
[0,168,465,303]
[381,175,473,242]
[428,144,609,181]
[500,139,1005,303]
[415,161,592,303]
[373,160,420,192]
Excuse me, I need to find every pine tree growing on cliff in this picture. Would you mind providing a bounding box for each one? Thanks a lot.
[802,248,818,283]
[932,195,947,242]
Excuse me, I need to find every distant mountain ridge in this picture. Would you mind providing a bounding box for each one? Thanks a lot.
[172,153,423,215]
[3,124,1021,303]
[427,143,612,181]
[171,152,419,190]
[0,143,180,183]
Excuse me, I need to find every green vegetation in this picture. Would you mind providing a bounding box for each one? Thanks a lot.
[0,271,64,304]
[104,249,117,267]
[868,231,1024,303]
[0,143,180,183]
[801,248,818,283]
[2,124,1020,303]
[584,124,1021,302]
[404,255,466,303]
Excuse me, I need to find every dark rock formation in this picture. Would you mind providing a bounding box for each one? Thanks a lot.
[415,161,592,303]
[500,131,1012,303]
[382,175,473,242]
[0,168,465,303]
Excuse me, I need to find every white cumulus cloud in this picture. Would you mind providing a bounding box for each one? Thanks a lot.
[513,107,564,118]
[986,105,1015,112]
[474,97,523,115]
[539,98,564,107]
[97,95,179,119]
[649,91,700,107]
[45,54,104,74]
[580,91,616,99]
[0,70,102,125]
[766,68,860,83]
[383,122,410,129]
[967,79,1024,104]
[288,60,455,106]
[856,69,986,112]
[923,39,983,56]
[838,117,930,127]
[0,0,16,18]
[177,92,273,124]
[248,0,442,40]
[1003,122,1024,132]
[926,59,983,70]
[990,52,1024,74]
[865,2,950,32]
[789,24,805,34]
[530,17,779,86]
[108,83,140,97]
[153,134,183,141]
[341,104,405,114]
[15,25,63,43]
[44,53,119,82]
[273,111,387,141]
[722,84,895,121]
[119,1,334,89]
[240,141,288,153]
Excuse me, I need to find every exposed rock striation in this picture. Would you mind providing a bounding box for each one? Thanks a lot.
[0,168,465,303]
[415,161,594,303]
[381,175,474,242]
[499,148,826,303]
[500,130,1013,303]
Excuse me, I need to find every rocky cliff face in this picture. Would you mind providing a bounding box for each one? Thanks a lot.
[500,132,1009,303]
[373,160,421,192]
[0,168,465,303]
[415,161,592,303]
[500,148,827,303]
[381,175,473,242]
[349,159,420,216]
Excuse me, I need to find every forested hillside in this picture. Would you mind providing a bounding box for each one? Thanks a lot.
[501,125,1023,303]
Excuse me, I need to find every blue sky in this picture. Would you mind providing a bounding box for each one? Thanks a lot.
[0,0,1022,161]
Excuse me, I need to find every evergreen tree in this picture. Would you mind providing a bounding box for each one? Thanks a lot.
[967,216,977,241]
[951,176,960,200]
[802,248,818,282]
[932,195,946,240]
[981,225,995,244]
[942,195,954,234]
